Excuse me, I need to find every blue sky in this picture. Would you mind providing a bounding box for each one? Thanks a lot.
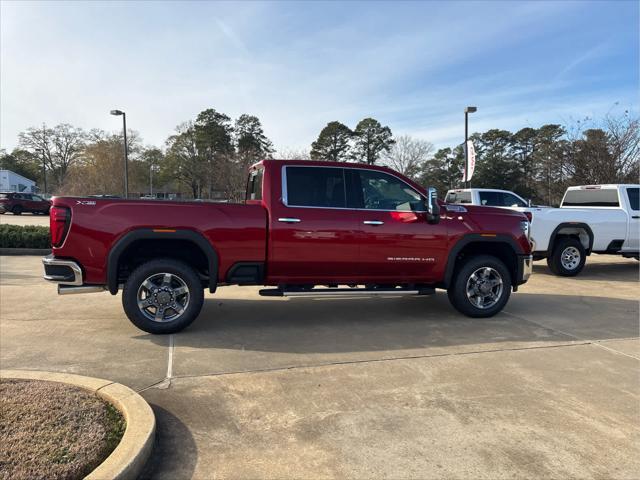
[1,0,638,153]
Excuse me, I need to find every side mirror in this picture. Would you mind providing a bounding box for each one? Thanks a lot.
[426,187,440,224]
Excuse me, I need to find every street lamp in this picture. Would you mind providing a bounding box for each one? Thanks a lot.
[110,109,128,198]
[464,106,477,188]
[149,163,159,196]
[35,148,47,196]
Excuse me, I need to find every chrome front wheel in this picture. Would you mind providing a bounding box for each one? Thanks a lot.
[465,267,504,309]
[447,255,512,318]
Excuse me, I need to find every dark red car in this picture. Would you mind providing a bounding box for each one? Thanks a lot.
[42,160,533,334]
[0,192,51,215]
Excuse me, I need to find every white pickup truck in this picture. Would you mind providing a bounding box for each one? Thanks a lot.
[445,185,639,276]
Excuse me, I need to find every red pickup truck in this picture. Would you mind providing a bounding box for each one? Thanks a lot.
[43,160,533,334]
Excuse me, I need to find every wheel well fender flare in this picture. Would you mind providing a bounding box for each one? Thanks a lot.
[107,229,219,295]
[443,234,524,288]
[548,222,594,254]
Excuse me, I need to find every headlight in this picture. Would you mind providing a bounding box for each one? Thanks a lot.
[520,220,530,238]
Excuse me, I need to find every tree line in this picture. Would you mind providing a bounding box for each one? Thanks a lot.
[1,107,637,205]
[0,110,274,202]
[419,112,639,205]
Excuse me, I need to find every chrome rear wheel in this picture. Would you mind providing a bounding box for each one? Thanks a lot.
[122,258,204,334]
[560,246,581,271]
[137,272,190,323]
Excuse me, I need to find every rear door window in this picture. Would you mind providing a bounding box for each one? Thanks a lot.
[446,191,472,204]
[626,187,639,211]
[562,189,620,207]
[285,167,346,208]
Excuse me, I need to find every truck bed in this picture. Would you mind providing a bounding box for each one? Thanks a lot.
[50,197,267,285]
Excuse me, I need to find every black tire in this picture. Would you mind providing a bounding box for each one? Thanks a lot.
[12,205,22,215]
[122,258,204,334]
[447,255,512,318]
[547,237,586,276]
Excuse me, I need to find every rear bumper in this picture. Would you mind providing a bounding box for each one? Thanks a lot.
[42,254,83,286]
[515,254,533,286]
[43,255,107,294]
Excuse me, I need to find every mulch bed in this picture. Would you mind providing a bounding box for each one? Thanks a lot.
[0,379,125,480]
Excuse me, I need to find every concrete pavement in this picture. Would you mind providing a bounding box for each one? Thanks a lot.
[0,212,50,227]
[1,255,638,479]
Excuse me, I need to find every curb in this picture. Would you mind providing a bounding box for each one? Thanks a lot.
[0,248,51,255]
[0,370,155,480]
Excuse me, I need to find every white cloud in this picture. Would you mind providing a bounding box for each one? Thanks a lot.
[0,0,637,155]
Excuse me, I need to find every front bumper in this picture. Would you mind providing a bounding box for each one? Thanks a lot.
[516,254,533,286]
[42,254,83,286]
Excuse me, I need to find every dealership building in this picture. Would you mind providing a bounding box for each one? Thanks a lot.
[0,170,38,193]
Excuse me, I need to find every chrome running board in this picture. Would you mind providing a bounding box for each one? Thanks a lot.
[260,287,435,297]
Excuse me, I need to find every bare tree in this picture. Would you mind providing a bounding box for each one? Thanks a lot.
[18,123,86,191]
[563,109,639,187]
[605,111,639,183]
[276,147,311,160]
[382,135,433,179]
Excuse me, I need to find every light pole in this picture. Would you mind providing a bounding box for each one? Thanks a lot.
[110,109,128,198]
[149,163,156,196]
[35,148,47,196]
[464,106,477,188]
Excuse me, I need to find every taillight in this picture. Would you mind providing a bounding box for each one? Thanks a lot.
[50,206,70,247]
[523,211,533,222]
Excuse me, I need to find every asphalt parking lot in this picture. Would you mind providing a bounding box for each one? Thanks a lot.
[1,254,638,479]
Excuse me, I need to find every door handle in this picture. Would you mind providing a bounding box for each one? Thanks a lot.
[363,220,384,226]
[632,216,639,219]
[278,217,301,223]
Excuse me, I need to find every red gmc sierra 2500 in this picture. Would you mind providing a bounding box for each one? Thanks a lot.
[43,160,533,334]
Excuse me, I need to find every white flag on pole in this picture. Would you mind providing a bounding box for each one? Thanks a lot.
[462,140,476,182]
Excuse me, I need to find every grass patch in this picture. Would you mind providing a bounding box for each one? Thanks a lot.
[0,224,50,249]
[104,403,126,453]
[0,379,126,480]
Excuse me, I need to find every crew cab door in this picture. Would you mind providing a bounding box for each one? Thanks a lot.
[268,166,359,282]
[354,169,448,282]
[623,187,639,252]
